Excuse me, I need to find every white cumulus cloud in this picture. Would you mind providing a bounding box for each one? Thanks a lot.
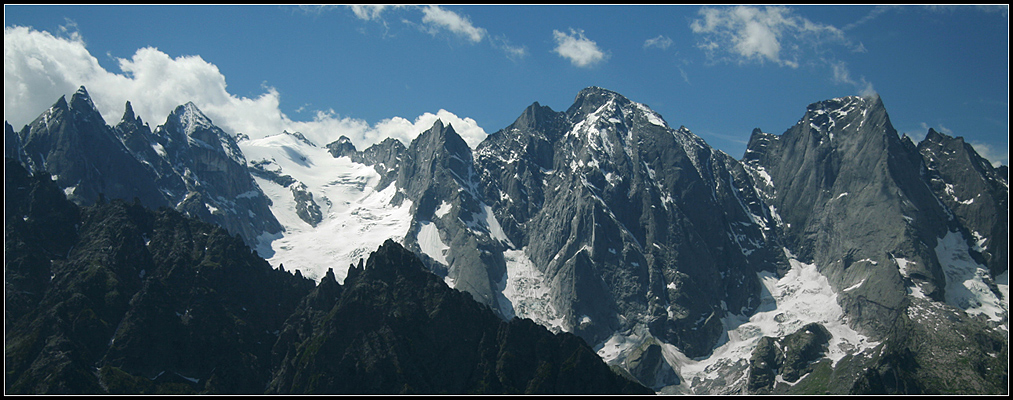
[552,28,608,68]
[421,5,486,43]
[4,25,487,152]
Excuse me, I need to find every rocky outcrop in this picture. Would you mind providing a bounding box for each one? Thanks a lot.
[747,323,831,393]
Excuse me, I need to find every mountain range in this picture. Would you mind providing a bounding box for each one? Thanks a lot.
[4,86,1008,394]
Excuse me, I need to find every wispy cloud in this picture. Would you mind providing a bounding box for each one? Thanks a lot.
[643,35,673,50]
[690,6,854,67]
[552,28,608,68]
[970,141,1009,167]
[491,35,528,61]
[690,6,874,96]
[678,66,690,85]
[843,5,897,31]
[420,5,486,43]
[830,60,876,97]
[3,25,488,150]
[57,17,83,42]
[347,4,394,21]
[350,5,523,59]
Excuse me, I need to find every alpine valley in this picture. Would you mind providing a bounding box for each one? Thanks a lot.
[4,86,1008,394]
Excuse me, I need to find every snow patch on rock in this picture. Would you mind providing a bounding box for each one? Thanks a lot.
[499,248,566,333]
[935,230,1007,324]
[417,220,449,265]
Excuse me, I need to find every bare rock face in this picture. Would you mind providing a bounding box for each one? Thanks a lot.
[916,128,1008,279]
[9,88,281,248]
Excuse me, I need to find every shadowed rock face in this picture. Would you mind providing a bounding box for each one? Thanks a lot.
[4,159,312,394]
[4,161,649,395]
[16,88,168,210]
[747,322,831,393]
[266,239,651,395]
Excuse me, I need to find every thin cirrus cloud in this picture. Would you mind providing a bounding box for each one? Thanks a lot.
[690,5,873,95]
[552,28,608,68]
[830,60,876,98]
[348,5,526,60]
[643,35,674,50]
[3,25,488,150]
[347,4,395,21]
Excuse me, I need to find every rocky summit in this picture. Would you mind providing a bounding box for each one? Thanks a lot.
[5,86,1008,394]
[8,86,281,248]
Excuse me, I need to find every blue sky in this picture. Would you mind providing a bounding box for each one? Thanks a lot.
[4,5,1009,165]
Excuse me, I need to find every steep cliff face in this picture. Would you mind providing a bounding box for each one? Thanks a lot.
[741,95,1008,394]
[745,95,953,335]
[150,102,283,246]
[15,87,167,209]
[8,88,281,248]
[465,87,783,356]
[916,128,1008,279]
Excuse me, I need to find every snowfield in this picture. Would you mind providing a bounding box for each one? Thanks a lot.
[596,248,879,394]
[935,230,1008,325]
[242,133,413,283]
[498,248,566,333]
[417,220,449,265]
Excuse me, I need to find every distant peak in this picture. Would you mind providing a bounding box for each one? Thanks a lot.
[361,239,429,282]
[573,86,628,106]
[69,85,98,113]
[806,95,883,114]
[567,86,632,120]
[170,101,214,135]
[423,118,462,141]
[430,118,445,132]
[73,85,91,99]
[508,101,560,133]
[924,127,962,144]
[182,101,203,115]
[411,118,469,157]
[575,86,623,100]
[121,101,137,123]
